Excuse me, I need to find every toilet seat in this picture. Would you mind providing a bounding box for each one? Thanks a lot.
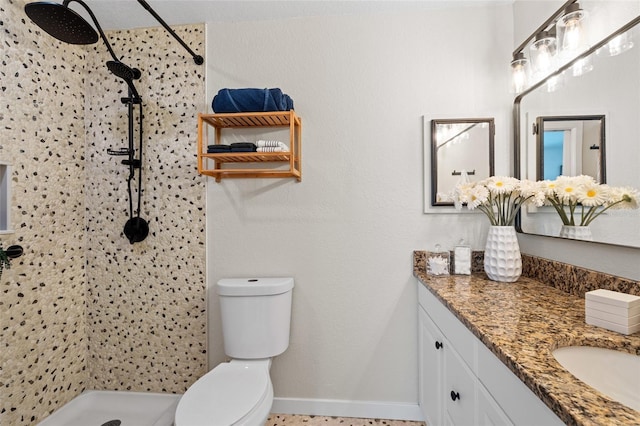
[175,361,271,426]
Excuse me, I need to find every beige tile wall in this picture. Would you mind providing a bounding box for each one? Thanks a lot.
[1,1,207,424]
[84,23,207,393]
[1,1,88,423]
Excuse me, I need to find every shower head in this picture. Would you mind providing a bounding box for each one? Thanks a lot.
[106,60,142,101]
[24,1,99,45]
[25,0,121,63]
[107,60,142,81]
[25,0,204,66]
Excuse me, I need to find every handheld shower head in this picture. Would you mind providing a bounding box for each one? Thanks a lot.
[107,61,142,102]
[107,60,142,81]
[25,1,98,45]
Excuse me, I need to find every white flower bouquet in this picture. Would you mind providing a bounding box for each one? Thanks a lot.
[454,176,545,226]
[541,175,639,226]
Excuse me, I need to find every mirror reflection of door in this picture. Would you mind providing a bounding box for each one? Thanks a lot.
[431,118,495,206]
[536,115,606,183]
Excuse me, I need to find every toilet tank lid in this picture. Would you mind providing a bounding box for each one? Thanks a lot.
[217,277,294,296]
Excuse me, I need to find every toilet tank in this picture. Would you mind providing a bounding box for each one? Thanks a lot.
[216,277,294,359]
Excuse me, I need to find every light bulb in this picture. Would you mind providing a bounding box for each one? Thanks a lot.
[572,56,593,76]
[510,53,529,94]
[607,32,633,56]
[530,31,557,76]
[559,4,587,54]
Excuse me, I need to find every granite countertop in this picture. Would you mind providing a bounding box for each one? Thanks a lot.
[413,253,640,426]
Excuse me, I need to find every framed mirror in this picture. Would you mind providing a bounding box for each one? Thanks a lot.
[430,118,495,206]
[536,115,605,183]
[515,16,640,248]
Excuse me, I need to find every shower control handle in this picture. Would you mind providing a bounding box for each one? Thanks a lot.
[122,159,141,168]
[435,341,443,350]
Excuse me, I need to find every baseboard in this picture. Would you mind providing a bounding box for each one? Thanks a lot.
[271,397,424,421]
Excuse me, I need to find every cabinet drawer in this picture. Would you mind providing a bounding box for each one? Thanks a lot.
[444,338,476,426]
[418,284,476,370]
[418,306,444,426]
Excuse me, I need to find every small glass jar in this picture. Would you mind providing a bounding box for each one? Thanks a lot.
[453,239,471,275]
[427,244,450,276]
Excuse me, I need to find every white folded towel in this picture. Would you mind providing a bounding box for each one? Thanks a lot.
[257,147,286,152]
[257,140,289,150]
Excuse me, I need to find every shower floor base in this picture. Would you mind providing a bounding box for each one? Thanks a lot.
[37,390,181,426]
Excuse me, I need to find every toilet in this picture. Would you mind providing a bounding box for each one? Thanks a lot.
[175,277,294,426]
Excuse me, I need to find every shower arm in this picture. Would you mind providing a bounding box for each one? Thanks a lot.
[62,0,121,64]
[136,0,204,65]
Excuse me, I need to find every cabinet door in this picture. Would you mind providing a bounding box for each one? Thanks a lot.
[418,306,445,426]
[477,384,513,426]
[444,340,476,426]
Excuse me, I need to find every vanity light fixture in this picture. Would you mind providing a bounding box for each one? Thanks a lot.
[571,56,593,77]
[510,1,594,94]
[530,29,557,77]
[545,74,563,93]
[558,3,588,54]
[510,52,530,94]
[606,32,634,56]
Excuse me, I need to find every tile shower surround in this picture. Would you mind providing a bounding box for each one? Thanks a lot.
[1,1,207,424]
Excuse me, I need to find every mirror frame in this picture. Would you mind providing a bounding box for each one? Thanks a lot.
[431,118,495,207]
[535,115,606,183]
[514,15,640,243]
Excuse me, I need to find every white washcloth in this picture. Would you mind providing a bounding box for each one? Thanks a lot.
[257,140,289,150]
[257,147,286,152]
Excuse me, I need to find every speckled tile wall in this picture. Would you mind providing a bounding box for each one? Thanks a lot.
[83,23,207,394]
[1,1,89,424]
[1,1,207,424]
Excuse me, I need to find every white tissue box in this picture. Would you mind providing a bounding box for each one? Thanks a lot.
[586,315,640,335]
[586,308,640,327]
[586,289,640,307]
[586,299,640,317]
[585,289,640,334]
[453,245,471,275]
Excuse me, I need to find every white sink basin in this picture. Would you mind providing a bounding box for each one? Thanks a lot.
[552,346,640,411]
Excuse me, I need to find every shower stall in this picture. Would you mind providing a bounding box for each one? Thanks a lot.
[19,2,207,425]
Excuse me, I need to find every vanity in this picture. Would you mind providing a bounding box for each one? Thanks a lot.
[413,251,640,425]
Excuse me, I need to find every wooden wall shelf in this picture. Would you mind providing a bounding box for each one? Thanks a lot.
[197,111,302,182]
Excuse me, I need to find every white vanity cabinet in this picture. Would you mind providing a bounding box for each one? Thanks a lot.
[417,282,563,426]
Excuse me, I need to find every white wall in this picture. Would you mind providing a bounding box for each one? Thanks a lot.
[205,3,513,418]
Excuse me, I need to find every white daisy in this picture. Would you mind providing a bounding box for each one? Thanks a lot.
[467,185,489,209]
[607,186,639,210]
[485,176,518,195]
[577,183,610,206]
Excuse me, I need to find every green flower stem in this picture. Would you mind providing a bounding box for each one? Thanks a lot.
[477,192,534,226]
[581,198,628,226]
[548,196,571,225]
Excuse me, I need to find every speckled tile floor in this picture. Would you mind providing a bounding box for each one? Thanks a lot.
[266,414,425,425]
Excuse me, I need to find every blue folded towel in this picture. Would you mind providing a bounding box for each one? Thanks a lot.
[230,142,257,150]
[207,145,231,153]
[212,88,294,113]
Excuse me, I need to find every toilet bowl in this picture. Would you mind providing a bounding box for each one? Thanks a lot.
[174,277,294,426]
[174,359,273,426]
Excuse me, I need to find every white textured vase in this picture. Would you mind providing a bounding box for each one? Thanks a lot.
[484,226,522,283]
[559,225,593,241]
